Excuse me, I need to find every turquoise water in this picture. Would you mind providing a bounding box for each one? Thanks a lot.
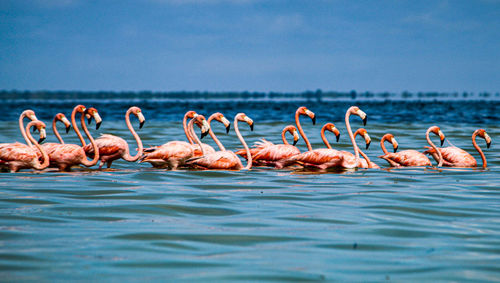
[1,96,499,281]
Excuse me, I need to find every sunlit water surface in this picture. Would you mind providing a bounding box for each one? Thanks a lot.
[0,98,499,281]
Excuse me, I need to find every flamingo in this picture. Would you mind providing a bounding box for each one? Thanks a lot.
[286,106,367,169]
[186,113,254,170]
[42,105,102,171]
[424,129,491,168]
[183,111,216,157]
[0,120,50,172]
[235,125,300,168]
[139,115,210,170]
[379,126,445,167]
[82,106,145,169]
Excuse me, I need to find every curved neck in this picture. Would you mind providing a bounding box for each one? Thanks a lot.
[184,113,194,144]
[122,108,143,162]
[296,111,312,151]
[208,114,226,151]
[71,107,86,146]
[281,128,290,145]
[189,119,204,155]
[19,112,32,147]
[235,117,252,169]
[472,130,487,168]
[426,128,443,167]
[380,135,390,155]
[354,130,372,168]
[321,126,332,149]
[79,111,99,167]
[345,109,359,166]
[25,125,49,170]
[53,117,64,144]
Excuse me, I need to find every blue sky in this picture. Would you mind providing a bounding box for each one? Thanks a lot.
[1,0,499,92]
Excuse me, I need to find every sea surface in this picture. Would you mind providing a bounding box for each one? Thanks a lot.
[0,93,499,281]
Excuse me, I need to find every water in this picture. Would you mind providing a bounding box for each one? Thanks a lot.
[1,93,499,281]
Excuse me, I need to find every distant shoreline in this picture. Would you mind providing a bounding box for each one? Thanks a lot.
[1,90,499,101]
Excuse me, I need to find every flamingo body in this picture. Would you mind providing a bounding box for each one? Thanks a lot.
[0,143,41,172]
[379,150,432,167]
[140,141,194,169]
[189,151,243,170]
[425,146,477,167]
[43,144,91,171]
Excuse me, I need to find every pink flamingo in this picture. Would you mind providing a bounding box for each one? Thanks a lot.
[83,106,145,169]
[183,111,216,157]
[187,112,231,157]
[42,105,101,171]
[140,115,210,170]
[286,106,367,169]
[186,113,254,170]
[0,120,49,172]
[235,125,300,168]
[295,106,316,151]
[424,129,491,168]
[379,126,445,167]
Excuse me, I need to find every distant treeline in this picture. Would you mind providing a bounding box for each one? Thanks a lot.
[0,90,498,100]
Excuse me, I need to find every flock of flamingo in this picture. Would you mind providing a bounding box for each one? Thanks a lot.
[0,104,492,173]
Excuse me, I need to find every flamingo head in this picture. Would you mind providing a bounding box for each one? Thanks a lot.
[212,112,231,134]
[27,120,46,143]
[429,126,445,146]
[130,107,146,129]
[357,128,372,149]
[236,113,254,131]
[185,111,198,119]
[193,115,210,139]
[283,125,300,146]
[85,107,102,130]
[56,113,71,133]
[324,123,341,142]
[297,106,316,125]
[477,129,491,149]
[382,133,398,152]
[23,110,38,121]
[349,106,367,126]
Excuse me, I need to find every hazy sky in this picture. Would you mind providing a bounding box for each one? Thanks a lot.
[1,0,499,92]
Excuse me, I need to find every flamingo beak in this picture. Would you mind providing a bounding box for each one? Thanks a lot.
[221,117,231,133]
[293,131,300,146]
[357,109,367,126]
[392,138,399,153]
[137,112,146,129]
[61,117,71,133]
[305,109,316,125]
[438,130,445,146]
[364,133,371,149]
[30,114,38,121]
[243,116,254,131]
[485,133,491,148]
[200,120,210,139]
[333,128,340,142]
[93,112,102,130]
[38,128,46,144]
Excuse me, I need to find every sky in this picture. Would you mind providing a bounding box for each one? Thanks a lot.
[1,0,500,93]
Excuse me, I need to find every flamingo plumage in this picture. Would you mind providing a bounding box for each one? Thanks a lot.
[186,113,254,170]
[286,106,367,170]
[140,115,210,170]
[424,129,491,168]
[83,106,145,169]
[42,105,102,171]
[235,125,301,168]
[379,126,445,167]
[183,111,216,157]
[0,120,50,172]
